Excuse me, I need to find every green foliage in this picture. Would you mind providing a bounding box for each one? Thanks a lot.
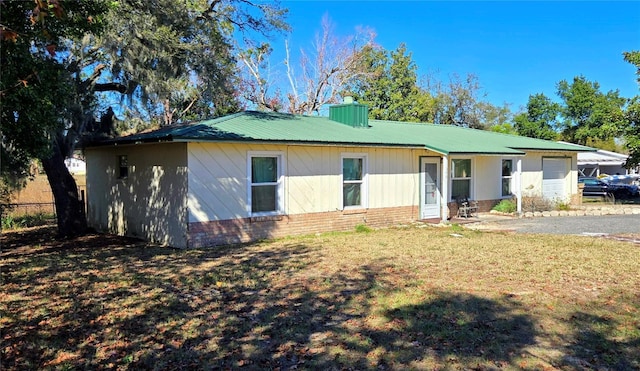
[557,76,626,145]
[622,96,640,167]
[355,224,372,233]
[1,0,108,206]
[349,44,435,122]
[513,93,561,140]
[623,50,640,85]
[622,51,640,168]
[1,212,54,230]
[95,0,287,125]
[492,199,516,213]
[489,123,517,135]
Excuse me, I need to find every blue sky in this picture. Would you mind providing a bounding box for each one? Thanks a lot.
[271,1,640,112]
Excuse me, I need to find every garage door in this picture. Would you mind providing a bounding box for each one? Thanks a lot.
[542,158,568,200]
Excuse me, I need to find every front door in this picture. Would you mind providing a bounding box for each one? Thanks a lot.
[420,157,441,219]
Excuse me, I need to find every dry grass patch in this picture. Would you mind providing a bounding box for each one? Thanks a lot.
[1,224,639,370]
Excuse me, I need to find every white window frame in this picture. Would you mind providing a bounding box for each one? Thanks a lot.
[501,159,513,197]
[341,153,368,209]
[450,158,473,201]
[247,151,285,216]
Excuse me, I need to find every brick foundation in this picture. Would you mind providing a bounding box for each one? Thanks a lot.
[447,198,502,217]
[187,205,419,248]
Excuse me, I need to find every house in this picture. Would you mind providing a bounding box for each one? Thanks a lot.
[85,103,592,248]
[64,156,87,175]
[577,149,638,177]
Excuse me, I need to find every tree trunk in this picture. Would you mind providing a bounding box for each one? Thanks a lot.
[41,144,87,238]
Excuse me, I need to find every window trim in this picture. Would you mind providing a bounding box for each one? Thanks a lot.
[247,151,285,216]
[450,158,473,201]
[501,159,513,198]
[118,155,129,179]
[340,153,368,210]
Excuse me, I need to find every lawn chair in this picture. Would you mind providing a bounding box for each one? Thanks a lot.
[456,196,478,218]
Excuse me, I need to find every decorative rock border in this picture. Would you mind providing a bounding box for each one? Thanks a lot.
[519,205,640,218]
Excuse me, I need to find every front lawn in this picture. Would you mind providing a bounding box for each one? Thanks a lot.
[2,224,639,370]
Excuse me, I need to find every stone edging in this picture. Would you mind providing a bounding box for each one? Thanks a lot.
[515,205,640,218]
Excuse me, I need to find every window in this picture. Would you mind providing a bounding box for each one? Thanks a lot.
[501,159,513,197]
[451,159,471,199]
[249,154,283,215]
[118,155,128,179]
[342,155,367,208]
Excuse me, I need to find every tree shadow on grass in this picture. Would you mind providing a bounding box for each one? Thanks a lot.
[561,311,640,370]
[2,227,539,370]
[342,291,538,369]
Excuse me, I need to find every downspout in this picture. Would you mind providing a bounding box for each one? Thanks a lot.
[441,155,449,222]
[516,158,522,215]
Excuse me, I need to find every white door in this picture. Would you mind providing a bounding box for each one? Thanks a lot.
[420,157,441,219]
[542,158,568,200]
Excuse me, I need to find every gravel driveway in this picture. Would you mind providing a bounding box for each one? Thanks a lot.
[469,214,640,237]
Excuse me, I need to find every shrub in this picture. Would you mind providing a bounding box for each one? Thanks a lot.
[522,196,554,213]
[492,199,516,213]
[1,212,54,230]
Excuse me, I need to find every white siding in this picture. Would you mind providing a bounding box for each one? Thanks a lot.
[86,143,188,247]
[187,143,431,222]
[473,157,501,200]
[520,152,577,199]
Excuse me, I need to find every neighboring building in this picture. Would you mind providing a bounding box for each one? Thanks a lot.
[577,149,637,177]
[64,156,87,175]
[86,103,592,248]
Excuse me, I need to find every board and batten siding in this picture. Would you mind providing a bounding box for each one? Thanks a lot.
[473,156,506,201]
[520,152,577,198]
[86,143,189,247]
[187,143,431,222]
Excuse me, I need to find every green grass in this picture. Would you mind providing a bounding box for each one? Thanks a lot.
[1,212,54,230]
[1,224,639,370]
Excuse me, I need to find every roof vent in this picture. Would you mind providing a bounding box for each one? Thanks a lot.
[329,97,369,128]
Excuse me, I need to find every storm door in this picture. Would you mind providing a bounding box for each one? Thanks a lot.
[420,157,441,219]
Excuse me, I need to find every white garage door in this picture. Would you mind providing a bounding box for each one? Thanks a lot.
[542,158,568,200]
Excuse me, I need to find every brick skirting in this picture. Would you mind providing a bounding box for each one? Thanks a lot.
[447,199,501,218]
[187,205,419,248]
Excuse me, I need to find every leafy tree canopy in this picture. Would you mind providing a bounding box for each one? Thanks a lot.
[557,75,626,145]
[513,93,561,140]
[1,0,288,237]
[348,44,435,122]
[622,50,640,167]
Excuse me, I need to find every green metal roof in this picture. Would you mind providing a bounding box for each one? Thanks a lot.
[95,111,594,155]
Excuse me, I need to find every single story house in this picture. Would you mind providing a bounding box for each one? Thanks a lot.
[64,156,87,175]
[577,149,638,177]
[85,103,592,248]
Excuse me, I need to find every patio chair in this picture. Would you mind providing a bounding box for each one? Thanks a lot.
[456,196,478,218]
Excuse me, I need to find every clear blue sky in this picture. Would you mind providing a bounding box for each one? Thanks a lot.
[273,1,640,112]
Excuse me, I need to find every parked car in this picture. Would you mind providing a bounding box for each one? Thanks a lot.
[601,175,640,198]
[578,177,639,199]
[578,177,612,198]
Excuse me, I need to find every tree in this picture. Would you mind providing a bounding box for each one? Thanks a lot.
[622,50,640,167]
[348,44,435,122]
[428,73,511,130]
[513,93,561,140]
[238,14,375,115]
[1,0,288,237]
[1,0,109,235]
[556,75,626,145]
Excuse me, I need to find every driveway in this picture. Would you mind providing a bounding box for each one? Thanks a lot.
[468,214,640,238]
